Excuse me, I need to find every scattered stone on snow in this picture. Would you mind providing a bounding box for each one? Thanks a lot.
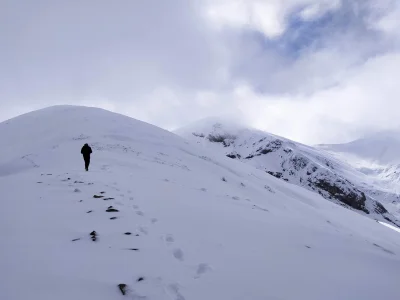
[118,284,127,295]
[89,231,97,241]
[106,206,119,212]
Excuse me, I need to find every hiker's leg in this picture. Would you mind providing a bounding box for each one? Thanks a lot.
[84,157,89,171]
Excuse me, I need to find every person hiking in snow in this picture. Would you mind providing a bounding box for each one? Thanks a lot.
[81,143,92,171]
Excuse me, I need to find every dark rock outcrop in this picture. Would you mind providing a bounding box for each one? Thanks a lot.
[312,178,368,213]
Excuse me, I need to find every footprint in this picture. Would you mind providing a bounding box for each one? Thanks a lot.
[129,197,134,201]
[127,190,132,194]
[165,234,174,244]
[168,283,186,300]
[133,205,139,209]
[252,205,269,212]
[151,218,158,224]
[195,263,212,279]
[139,227,148,235]
[136,211,144,216]
[173,249,184,261]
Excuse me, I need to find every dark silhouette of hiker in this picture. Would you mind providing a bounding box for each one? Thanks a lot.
[81,143,92,171]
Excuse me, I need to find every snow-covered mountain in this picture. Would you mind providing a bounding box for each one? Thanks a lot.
[175,118,400,226]
[318,131,400,215]
[319,130,400,165]
[2,106,400,300]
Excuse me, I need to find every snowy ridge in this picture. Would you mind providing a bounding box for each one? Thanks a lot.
[176,119,400,226]
[1,106,400,300]
[319,129,400,165]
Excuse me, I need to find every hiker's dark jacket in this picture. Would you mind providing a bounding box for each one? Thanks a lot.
[81,144,92,158]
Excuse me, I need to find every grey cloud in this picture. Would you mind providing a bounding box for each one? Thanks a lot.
[0,0,224,108]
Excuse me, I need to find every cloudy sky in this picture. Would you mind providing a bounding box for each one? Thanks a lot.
[1,0,399,144]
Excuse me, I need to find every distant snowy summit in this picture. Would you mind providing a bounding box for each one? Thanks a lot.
[318,129,400,165]
[175,118,400,227]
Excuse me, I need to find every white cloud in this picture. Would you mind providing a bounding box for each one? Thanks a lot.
[233,52,400,144]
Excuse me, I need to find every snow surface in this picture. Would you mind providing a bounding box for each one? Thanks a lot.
[175,118,400,224]
[319,130,400,165]
[1,106,400,300]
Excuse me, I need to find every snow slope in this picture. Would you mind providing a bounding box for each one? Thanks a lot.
[318,130,400,216]
[319,130,400,165]
[175,118,400,225]
[2,106,400,300]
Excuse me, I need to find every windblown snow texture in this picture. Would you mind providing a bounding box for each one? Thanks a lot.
[1,106,400,300]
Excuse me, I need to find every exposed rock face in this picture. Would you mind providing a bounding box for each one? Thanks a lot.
[206,133,237,147]
[312,178,369,214]
[246,138,391,218]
